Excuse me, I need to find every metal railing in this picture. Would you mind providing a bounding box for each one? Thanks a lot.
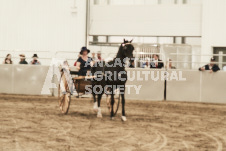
[168,53,226,70]
[1,49,225,70]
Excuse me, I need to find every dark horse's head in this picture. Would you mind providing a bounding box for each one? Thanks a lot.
[118,39,134,59]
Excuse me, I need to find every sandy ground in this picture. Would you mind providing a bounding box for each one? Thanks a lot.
[0,94,226,151]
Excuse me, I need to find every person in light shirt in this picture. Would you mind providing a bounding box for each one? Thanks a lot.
[97,51,104,61]
[168,59,176,69]
[223,66,226,71]
[91,52,97,61]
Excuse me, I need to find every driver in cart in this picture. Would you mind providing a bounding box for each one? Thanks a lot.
[60,46,94,95]
[76,46,94,76]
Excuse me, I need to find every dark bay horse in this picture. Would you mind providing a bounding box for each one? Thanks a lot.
[91,39,134,121]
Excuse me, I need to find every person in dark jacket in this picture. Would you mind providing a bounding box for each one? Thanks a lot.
[129,60,135,68]
[199,57,220,72]
[19,54,28,64]
[150,54,164,69]
[76,47,93,76]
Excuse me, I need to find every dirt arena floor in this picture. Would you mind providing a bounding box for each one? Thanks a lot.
[0,94,226,151]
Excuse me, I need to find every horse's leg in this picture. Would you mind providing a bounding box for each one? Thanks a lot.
[97,94,103,118]
[97,94,102,107]
[110,93,115,120]
[92,93,96,102]
[121,87,127,121]
[106,94,111,110]
[121,93,127,121]
[92,92,98,112]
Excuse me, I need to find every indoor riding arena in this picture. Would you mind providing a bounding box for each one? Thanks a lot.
[1,0,226,151]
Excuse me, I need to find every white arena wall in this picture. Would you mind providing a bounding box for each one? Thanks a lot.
[125,68,165,101]
[1,65,226,103]
[89,4,202,36]
[0,65,50,95]
[167,70,226,103]
[0,0,87,53]
[201,0,226,63]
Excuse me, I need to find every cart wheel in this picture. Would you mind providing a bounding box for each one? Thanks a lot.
[106,92,121,116]
[58,72,71,114]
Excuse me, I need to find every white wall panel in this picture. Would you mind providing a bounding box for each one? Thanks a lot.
[90,5,202,36]
[167,70,226,103]
[201,0,226,63]
[0,66,226,103]
[166,70,201,102]
[0,65,50,95]
[0,0,86,53]
[13,65,50,95]
[0,65,13,93]
[201,71,226,103]
[125,68,165,101]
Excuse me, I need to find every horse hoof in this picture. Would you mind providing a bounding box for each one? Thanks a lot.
[111,117,114,120]
[93,102,98,112]
[97,113,102,118]
[121,116,127,122]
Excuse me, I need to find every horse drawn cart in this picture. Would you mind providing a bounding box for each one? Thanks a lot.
[58,67,121,116]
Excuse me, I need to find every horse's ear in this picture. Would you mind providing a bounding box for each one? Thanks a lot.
[130,39,133,43]
[123,39,126,43]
